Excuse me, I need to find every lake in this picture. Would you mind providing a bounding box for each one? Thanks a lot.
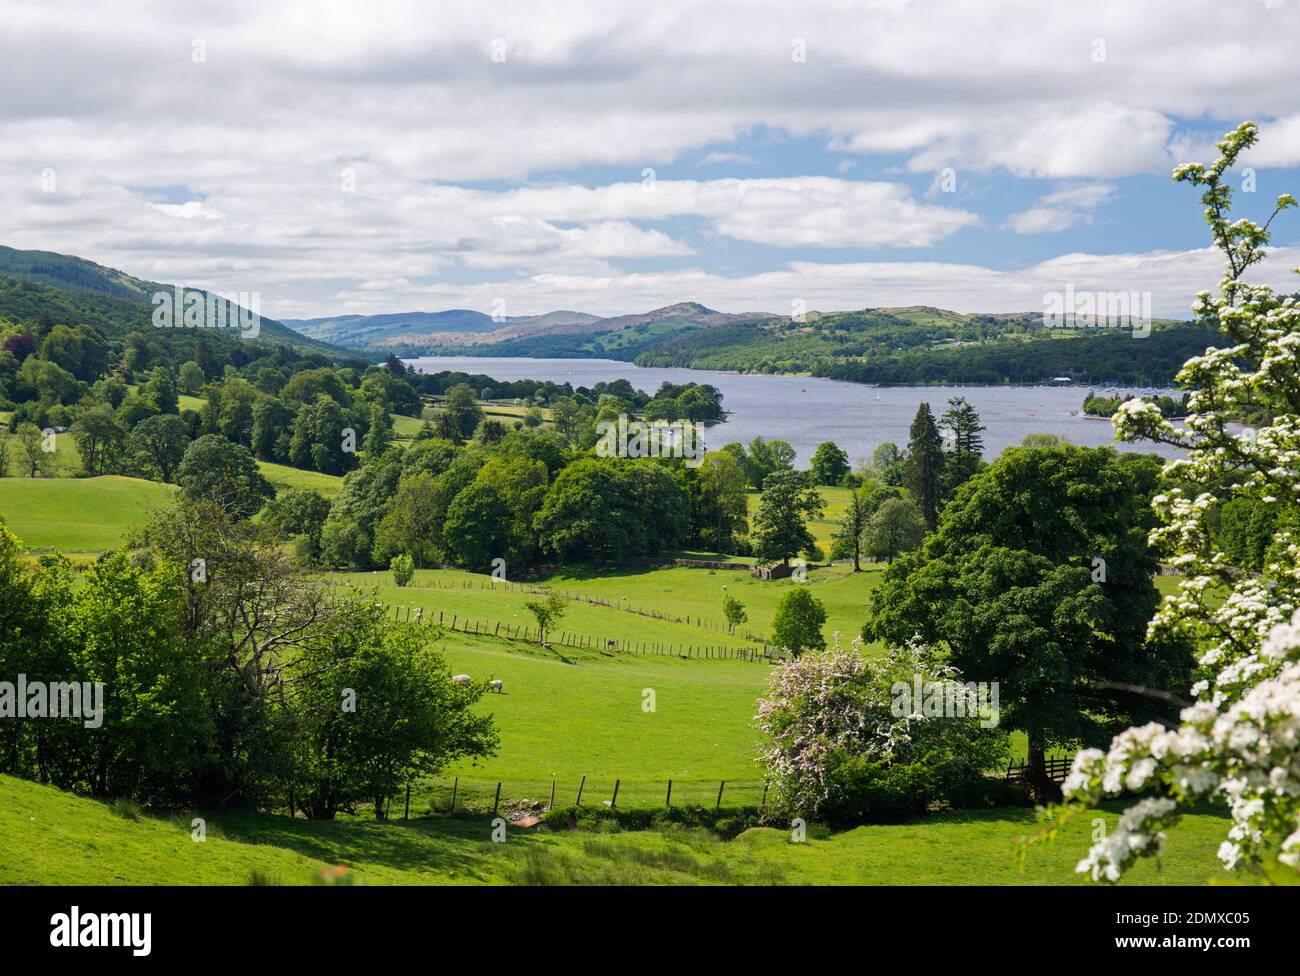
[403,356,1182,464]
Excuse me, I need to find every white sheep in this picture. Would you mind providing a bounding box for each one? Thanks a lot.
[489,679,503,693]
[452,674,472,686]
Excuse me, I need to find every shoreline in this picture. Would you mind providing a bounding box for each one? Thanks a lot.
[401,354,1178,393]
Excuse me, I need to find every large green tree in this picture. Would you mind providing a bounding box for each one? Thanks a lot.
[127,413,190,482]
[867,444,1192,797]
[862,496,925,564]
[831,480,898,571]
[751,469,823,566]
[903,403,944,530]
[176,434,274,517]
[443,383,483,442]
[443,481,513,570]
[291,617,497,819]
[73,404,126,476]
[939,395,986,493]
[809,440,850,486]
[693,450,749,552]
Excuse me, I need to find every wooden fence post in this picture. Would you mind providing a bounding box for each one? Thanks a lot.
[404,781,411,820]
[666,779,672,808]
[611,779,620,808]
[492,781,502,817]
[576,774,586,807]
[549,776,556,811]
[450,776,458,812]
[716,780,725,809]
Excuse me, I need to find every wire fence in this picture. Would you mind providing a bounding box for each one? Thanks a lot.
[389,604,778,663]
[382,752,1082,820]
[390,577,771,643]
[407,775,770,817]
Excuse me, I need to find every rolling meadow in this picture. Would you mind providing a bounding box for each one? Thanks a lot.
[0,465,1228,886]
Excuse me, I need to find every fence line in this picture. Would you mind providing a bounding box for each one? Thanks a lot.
[1003,754,1074,784]
[388,603,778,663]
[391,577,769,643]
[412,775,769,816]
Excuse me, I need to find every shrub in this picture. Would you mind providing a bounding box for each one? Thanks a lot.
[770,587,826,655]
[390,552,415,587]
[756,635,1009,825]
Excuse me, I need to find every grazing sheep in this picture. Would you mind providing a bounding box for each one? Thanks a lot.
[606,639,616,649]
[489,679,503,693]
[452,674,472,686]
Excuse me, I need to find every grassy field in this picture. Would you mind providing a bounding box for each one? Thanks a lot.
[257,461,345,498]
[338,559,1123,809]
[331,565,799,808]
[349,563,882,647]
[0,774,1233,886]
[420,630,770,809]
[390,412,425,437]
[0,475,176,552]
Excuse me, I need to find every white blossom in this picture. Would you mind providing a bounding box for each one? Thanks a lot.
[1068,122,1300,882]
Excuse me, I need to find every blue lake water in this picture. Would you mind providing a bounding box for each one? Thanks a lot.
[403,356,1181,464]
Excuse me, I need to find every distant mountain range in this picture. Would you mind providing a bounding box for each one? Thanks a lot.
[0,244,1212,385]
[283,308,603,347]
[280,297,1209,387]
[283,301,781,354]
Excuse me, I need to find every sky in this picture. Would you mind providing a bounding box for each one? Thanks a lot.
[4,0,1300,321]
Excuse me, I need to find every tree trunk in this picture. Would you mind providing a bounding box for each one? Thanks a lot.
[1026,741,1059,803]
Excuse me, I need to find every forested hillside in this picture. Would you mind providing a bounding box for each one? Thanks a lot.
[0,246,349,359]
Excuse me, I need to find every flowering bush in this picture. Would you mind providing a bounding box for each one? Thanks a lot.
[1062,122,1300,882]
[755,633,1008,824]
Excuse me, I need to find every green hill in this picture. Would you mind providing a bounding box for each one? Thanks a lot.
[632,305,1210,385]
[0,475,176,552]
[0,245,355,361]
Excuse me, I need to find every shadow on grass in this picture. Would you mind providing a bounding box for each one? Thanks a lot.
[203,808,522,883]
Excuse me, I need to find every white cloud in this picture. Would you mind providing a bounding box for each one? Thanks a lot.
[1002,183,1115,234]
[428,177,977,248]
[698,152,757,166]
[148,200,224,221]
[3,0,1300,315]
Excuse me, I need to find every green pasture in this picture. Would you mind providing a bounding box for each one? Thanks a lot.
[0,774,1234,886]
[257,461,345,498]
[0,475,175,552]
